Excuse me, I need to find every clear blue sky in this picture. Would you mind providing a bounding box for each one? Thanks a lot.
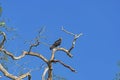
[0,0,120,80]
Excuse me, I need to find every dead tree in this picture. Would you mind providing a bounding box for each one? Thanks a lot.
[0,27,83,80]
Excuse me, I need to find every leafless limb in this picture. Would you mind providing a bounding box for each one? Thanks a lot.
[28,38,40,53]
[0,64,31,80]
[61,26,75,36]
[0,31,6,49]
[56,47,73,57]
[52,60,76,72]
[46,27,82,80]
[47,44,75,80]
[1,49,48,63]
[38,26,45,36]
[1,49,27,60]
[17,72,31,80]
[0,49,48,80]
[0,64,18,79]
[42,66,49,80]
[0,28,49,80]
[50,48,72,61]
[0,27,81,80]
[61,27,83,52]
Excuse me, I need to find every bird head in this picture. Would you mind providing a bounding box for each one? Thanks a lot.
[59,37,62,40]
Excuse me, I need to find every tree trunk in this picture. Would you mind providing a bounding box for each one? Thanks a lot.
[47,62,52,80]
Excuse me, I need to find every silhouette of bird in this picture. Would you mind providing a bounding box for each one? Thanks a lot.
[50,38,62,50]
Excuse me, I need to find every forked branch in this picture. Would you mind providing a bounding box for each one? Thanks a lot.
[0,64,31,80]
[28,35,40,53]
[0,28,49,80]
[47,27,82,80]
[0,27,82,80]
[61,27,83,52]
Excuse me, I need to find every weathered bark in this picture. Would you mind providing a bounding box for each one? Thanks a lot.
[47,62,53,80]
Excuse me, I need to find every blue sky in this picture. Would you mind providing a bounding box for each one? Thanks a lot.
[0,0,120,80]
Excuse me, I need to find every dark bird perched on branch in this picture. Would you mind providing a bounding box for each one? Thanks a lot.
[50,38,62,50]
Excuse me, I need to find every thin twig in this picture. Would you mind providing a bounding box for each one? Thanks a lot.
[61,27,75,36]
[0,31,6,49]
[61,26,83,52]
[28,40,40,53]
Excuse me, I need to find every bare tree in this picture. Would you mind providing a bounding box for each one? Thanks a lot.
[0,5,83,80]
[0,26,82,80]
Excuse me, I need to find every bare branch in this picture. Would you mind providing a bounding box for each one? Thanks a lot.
[1,49,48,63]
[0,27,81,80]
[52,60,76,72]
[26,51,48,63]
[61,26,83,37]
[50,48,56,61]
[56,47,73,57]
[18,72,31,80]
[69,33,83,52]
[28,39,40,53]
[47,46,74,80]
[42,67,49,80]
[0,64,31,80]
[50,47,72,62]
[61,26,75,36]
[61,27,83,52]
[1,49,26,60]
[38,26,45,36]
[0,31,6,49]
[0,64,18,79]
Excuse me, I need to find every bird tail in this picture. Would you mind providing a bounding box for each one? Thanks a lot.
[50,45,54,50]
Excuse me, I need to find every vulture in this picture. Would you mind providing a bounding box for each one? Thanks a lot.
[50,38,62,50]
